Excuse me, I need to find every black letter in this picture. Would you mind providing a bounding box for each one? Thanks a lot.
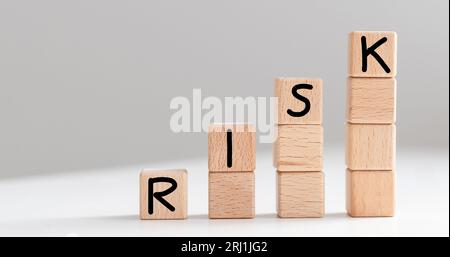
[361,36,390,73]
[287,83,313,117]
[227,129,232,168]
[148,177,177,214]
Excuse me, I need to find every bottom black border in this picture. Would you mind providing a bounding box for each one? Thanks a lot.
[0,236,447,256]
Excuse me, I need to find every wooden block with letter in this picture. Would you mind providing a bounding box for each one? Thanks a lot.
[347,77,397,124]
[140,169,187,220]
[274,125,323,171]
[275,78,323,125]
[208,124,255,172]
[209,172,255,219]
[346,169,395,217]
[348,31,397,78]
[346,124,396,170]
[277,171,324,218]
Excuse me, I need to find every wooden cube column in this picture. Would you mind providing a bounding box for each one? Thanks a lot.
[346,31,397,217]
[208,124,256,219]
[274,78,324,218]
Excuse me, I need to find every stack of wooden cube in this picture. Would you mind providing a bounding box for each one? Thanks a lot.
[208,124,256,219]
[274,78,324,218]
[346,31,397,217]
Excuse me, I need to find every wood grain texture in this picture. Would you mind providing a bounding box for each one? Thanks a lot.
[346,169,395,217]
[348,31,397,78]
[275,78,323,125]
[140,169,187,220]
[208,124,255,172]
[208,172,255,219]
[273,125,323,171]
[346,124,396,170]
[277,171,324,218]
[347,77,396,124]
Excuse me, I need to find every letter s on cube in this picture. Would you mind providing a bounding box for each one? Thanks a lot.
[275,78,323,125]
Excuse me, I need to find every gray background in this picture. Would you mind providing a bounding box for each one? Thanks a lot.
[0,0,448,178]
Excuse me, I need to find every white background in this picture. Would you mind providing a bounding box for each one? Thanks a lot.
[1,148,447,236]
[0,0,448,236]
[0,0,448,177]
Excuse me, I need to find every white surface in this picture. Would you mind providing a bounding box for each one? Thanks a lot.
[0,147,448,236]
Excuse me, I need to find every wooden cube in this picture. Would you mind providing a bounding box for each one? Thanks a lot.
[277,171,324,218]
[140,169,187,220]
[208,124,255,172]
[346,169,396,217]
[275,78,323,125]
[346,124,395,170]
[347,77,396,124]
[273,125,323,171]
[209,172,255,219]
[348,31,397,77]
